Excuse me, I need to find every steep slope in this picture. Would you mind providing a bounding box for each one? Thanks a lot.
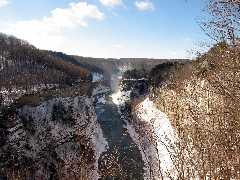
[152,43,239,179]
[0,96,107,179]
[122,43,240,179]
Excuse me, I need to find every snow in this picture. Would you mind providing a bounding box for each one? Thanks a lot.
[0,84,59,106]
[135,97,179,179]
[122,78,147,81]
[98,96,107,104]
[92,84,110,107]
[92,72,103,83]
[7,123,23,133]
[111,90,131,105]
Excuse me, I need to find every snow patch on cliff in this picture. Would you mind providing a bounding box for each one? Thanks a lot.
[0,84,59,106]
[134,97,178,179]
[92,72,103,83]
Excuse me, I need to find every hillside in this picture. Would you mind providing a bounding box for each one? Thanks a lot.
[151,43,240,178]
[0,34,106,179]
[121,42,240,179]
[0,33,91,106]
[0,96,107,179]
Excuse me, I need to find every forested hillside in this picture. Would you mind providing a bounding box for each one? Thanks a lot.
[52,52,183,78]
[152,42,240,179]
[0,33,91,94]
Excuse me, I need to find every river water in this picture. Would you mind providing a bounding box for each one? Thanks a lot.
[92,74,144,179]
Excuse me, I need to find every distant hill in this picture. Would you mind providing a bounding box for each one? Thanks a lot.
[48,50,188,80]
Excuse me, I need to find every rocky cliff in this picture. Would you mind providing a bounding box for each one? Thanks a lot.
[0,96,107,179]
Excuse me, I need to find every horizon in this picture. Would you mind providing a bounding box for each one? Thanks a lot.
[0,0,208,59]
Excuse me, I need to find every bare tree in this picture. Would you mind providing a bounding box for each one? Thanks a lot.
[201,0,240,46]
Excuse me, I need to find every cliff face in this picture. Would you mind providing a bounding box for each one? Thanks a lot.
[0,96,107,179]
[126,43,240,179]
[150,45,240,179]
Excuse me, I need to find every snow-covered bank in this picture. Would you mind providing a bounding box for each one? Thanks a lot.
[111,81,179,179]
[133,97,179,179]
[92,84,110,97]
[92,84,110,107]
[111,90,131,106]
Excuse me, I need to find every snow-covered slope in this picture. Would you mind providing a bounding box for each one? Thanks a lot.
[2,96,107,179]
[0,84,59,106]
[132,97,179,179]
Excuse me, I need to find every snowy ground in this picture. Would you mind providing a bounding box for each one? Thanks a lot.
[92,84,110,97]
[111,90,131,105]
[92,84,111,110]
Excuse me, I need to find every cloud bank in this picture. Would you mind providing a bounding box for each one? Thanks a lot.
[2,2,104,50]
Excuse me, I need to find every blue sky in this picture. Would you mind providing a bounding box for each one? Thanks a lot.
[0,0,207,58]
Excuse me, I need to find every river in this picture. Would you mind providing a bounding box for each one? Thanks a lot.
[92,73,144,179]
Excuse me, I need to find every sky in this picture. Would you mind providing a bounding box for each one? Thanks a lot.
[0,0,208,59]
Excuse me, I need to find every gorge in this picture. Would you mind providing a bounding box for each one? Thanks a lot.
[0,34,239,179]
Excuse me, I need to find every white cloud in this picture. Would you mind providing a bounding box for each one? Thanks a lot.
[99,0,122,8]
[3,20,65,50]
[44,2,104,29]
[2,2,104,50]
[0,0,9,7]
[135,1,154,11]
